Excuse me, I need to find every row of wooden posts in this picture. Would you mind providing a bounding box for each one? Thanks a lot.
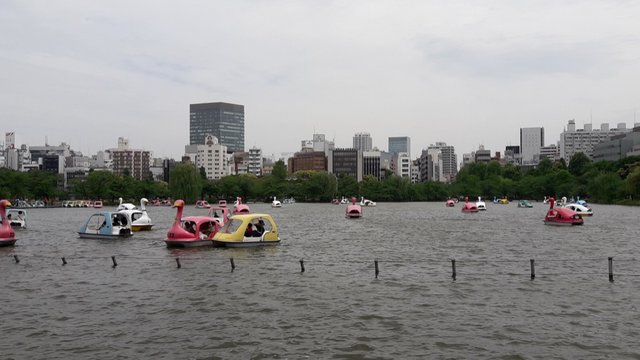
[9,255,619,282]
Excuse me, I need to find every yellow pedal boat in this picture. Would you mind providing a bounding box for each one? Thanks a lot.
[212,213,280,247]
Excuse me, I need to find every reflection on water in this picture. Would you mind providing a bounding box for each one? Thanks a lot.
[1,202,640,359]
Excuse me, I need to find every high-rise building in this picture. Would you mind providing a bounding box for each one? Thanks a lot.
[191,135,228,180]
[190,102,245,152]
[520,127,544,165]
[421,142,457,182]
[559,119,631,162]
[248,147,263,176]
[388,137,410,156]
[288,151,326,174]
[328,148,362,182]
[112,149,151,180]
[362,151,382,180]
[353,132,373,152]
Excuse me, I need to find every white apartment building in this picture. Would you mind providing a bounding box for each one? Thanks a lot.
[191,135,228,180]
[520,127,544,165]
[559,120,631,161]
[540,144,559,162]
[248,147,263,176]
[394,152,411,178]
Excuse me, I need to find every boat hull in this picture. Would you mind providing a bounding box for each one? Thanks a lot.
[0,239,17,247]
[165,239,212,248]
[543,220,583,226]
[132,224,153,231]
[212,239,280,248]
[78,232,133,239]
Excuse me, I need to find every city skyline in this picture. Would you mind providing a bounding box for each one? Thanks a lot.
[2,1,640,161]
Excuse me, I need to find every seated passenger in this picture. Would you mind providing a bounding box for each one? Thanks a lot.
[244,223,254,237]
[254,220,265,236]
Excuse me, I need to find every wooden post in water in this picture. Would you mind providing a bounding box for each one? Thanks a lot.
[608,257,614,282]
[13,255,19,264]
[451,259,456,281]
[111,256,117,268]
[176,258,181,269]
[230,257,236,272]
[61,257,67,266]
[374,260,379,279]
[530,259,535,280]
[299,259,305,273]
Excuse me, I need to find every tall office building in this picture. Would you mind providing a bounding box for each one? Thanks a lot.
[190,102,245,153]
[520,127,544,165]
[422,142,457,182]
[353,132,373,152]
[328,148,362,182]
[388,137,411,156]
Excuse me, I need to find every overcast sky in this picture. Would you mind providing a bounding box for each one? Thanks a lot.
[2,0,640,161]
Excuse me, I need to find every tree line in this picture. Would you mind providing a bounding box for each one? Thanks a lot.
[1,153,640,205]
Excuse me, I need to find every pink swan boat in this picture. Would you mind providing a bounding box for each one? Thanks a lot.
[0,199,17,246]
[165,199,220,247]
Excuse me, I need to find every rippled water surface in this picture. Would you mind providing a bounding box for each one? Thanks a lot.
[2,202,640,359]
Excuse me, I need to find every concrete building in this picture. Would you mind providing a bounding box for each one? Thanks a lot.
[328,148,362,182]
[504,145,521,165]
[362,151,382,180]
[559,120,632,162]
[461,152,475,169]
[353,132,373,152]
[474,145,491,163]
[540,144,559,162]
[189,135,229,180]
[111,138,151,180]
[520,127,544,165]
[190,102,244,152]
[410,159,420,183]
[391,152,411,178]
[592,126,640,162]
[248,147,263,176]
[287,151,326,174]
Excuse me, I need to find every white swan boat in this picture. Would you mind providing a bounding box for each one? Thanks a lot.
[118,198,153,231]
[476,197,487,211]
[271,196,282,208]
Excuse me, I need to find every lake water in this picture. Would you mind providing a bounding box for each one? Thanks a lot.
[2,202,640,359]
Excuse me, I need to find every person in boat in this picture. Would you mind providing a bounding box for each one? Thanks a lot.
[199,222,212,240]
[254,220,265,236]
[185,221,196,234]
[245,223,255,237]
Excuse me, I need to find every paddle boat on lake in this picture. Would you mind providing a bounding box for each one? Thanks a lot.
[116,197,136,211]
[346,197,363,218]
[119,198,153,231]
[78,211,133,239]
[518,200,533,208]
[218,199,228,208]
[195,200,211,209]
[271,196,282,208]
[476,197,487,211]
[446,198,455,207]
[360,197,376,206]
[6,209,27,229]
[165,199,220,248]
[212,213,280,247]
[544,197,583,226]
[462,197,479,213]
[563,203,593,217]
[208,206,231,226]
[233,197,251,215]
[0,200,17,246]
[93,200,103,208]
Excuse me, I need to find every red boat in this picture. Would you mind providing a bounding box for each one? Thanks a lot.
[0,199,17,246]
[544,197,583,226]
[346,197,363,218]
[165,199,220,247]
[461,197,478,213]
[233,197,250,215]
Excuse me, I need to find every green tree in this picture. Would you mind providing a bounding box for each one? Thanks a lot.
[568,152,591,177]
[272,160,287,181]
[169,163,202,203]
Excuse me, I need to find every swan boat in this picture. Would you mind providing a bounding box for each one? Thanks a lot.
[563,203,593,217]
[6,209,27,229]
[476,197,487,211]
[212,213,280,247]
[360,197,376,206]
[165,199,220,248]
[271,196,282,208]
[0,200,17,246]
[518,200,533,208]
[78,211,133,239]
[116,197,136,211]
[346,197,363,218]
[462,197,479,213]
[544,197,583,226]
[119,198,154,231]
[195,200,211,209]
[233,197,251,215]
